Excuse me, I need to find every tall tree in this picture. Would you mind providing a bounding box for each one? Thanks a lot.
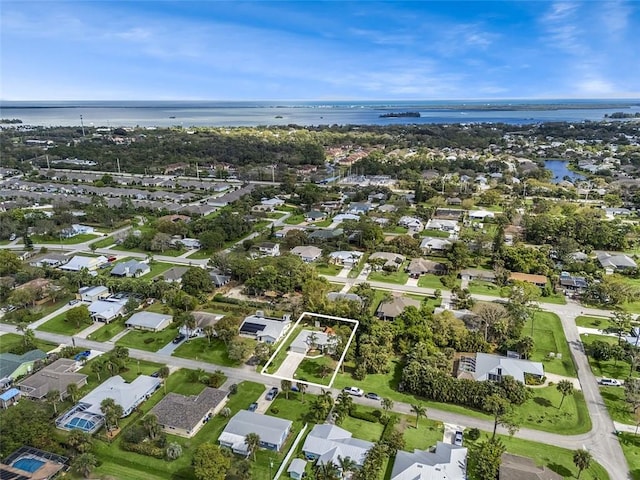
[472,438,505,480]
[192,442,231,480]
[281,379,292,400]
[67,429,93,454]
[244,432,261,461]
[410,404,427,429]
[381,398,394,418]
[612,311,633,345]
[573,449,592,479]
[483,394,514,439]
[66,383,79,403]
[159,366,171,394]
[557,380,575,409]
[337,456,357,480]
[46,389,61,414]
[142,414,161,440]
[72,453,97,478]
[297,381,307,403]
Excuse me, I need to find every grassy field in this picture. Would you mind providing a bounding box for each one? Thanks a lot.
[111,245,185,257]
[311,218,332,227]
[91,236,117,249]
[172,337,251,367]
[420,229,451,238]
[600,386,639,424]
[417,274,460,290]
[32,233,99,244]
[581,333,639,380]
[296,355,337,386]
[116,326,179,352]
[368,267,409,285]
[144,262,178,278]
[87,318,127,342]
[314,263,342,275]
[525,311,577,377]
[186,249,214,259]
[619,432,640,480]
[575,315,614,330]
[0,333,58,354]
[383,226,409,234]
[36,311,92,335]
[341,415,384,442]
[467,280,502,296]
[284,214,305,225]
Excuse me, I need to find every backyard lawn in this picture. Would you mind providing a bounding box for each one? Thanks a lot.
[0,333,58,354]
[524,311,576,377]
[619,432,640,480]
[144,262,177,278]
[116,327,179,352]
[36,311,92,335]
[172,337,250,367]
[341,415,384,442]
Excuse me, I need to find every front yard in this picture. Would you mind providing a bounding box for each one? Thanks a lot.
[172,337,252,367]
[581,333,639,380]
[116,326,179,352]
[525,311,577,377]
[367,264,409,285]
[296,355,337,386]
[0,333,58,354]
[36,311,92,335]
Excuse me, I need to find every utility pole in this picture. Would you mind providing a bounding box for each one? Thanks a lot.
[46,155,50,169]
[80,115,85,137]
[116,158,121,174]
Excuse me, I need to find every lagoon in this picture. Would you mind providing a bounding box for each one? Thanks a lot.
[545,160,585,183]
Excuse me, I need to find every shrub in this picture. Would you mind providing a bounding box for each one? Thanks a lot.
[467,428,481,441]
[121,441,164,459]
[270,407,280,414]
[122,425,147,444]
[229,384,238,395]
[143,338,155,345]
[348,409,378,423]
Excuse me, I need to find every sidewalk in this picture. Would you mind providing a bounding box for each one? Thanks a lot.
[76,322,105,339]
[108,328,131,343]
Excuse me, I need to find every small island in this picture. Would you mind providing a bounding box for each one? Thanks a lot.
[379,111,421,118]
[604,111,640,119]
[0,118,23,124]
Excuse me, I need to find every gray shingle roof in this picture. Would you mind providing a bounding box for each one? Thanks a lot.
[151,387,228,431]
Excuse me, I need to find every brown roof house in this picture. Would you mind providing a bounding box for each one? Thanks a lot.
[499,453,563,480]
[151,387,229,438]
[508,272,548,288]
[18,358,87,400]
[406,258,446,278]
[377,295,421,321]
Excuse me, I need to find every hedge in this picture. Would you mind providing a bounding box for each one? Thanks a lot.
[121,441,165,459]
[348,408,379,423]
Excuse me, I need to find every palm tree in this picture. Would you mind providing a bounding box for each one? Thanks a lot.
[142,414,161,440]
[573,449,592,479]
[244,433,260,461]
[410,404,427,429]
[67,429,93,454]
[314,461,340,480]
[166,442,183,461]
[91,360,103,381]
[281,379,292,400]
[381,398,394,416]
[203,325,215,343]
[46,389,61,414]
[22,328,36,351]
[337,456,357,479]
[556,379,575,409]
[72,453,97,478]
[297,382,307,403]
[66,383,79,403]
[159,366,170,393]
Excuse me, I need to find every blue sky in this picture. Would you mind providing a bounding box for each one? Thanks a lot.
[1,1,639,100]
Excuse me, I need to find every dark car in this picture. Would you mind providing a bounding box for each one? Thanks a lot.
[454,431,463,446]
[265,387,279,400]
[248,402,258,412]
[364,392,381,401]
[172,334,186,344]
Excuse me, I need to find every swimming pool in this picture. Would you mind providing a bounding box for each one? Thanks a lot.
[65,416,97,431]
[12,457,45,473]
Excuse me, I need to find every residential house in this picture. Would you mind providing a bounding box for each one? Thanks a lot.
[0,388,21,409]
[257,242,280,257]
[377,295,421,321]
[172,237,201,249]
[377,203,397,213]
[558,272,588,293]
[56,374,161,433]
[391,442,467,480]
[110,259,150,278]
[288,458,306,480]
[18,358,88,400]
[28,252,70,268]
[289,330,337,355]
[305,210,327,222]
[162,266,190,284]
[218,410,292,454]
[499,453,563,480]
[309,229,343,242]
[369,252,406,270]
[597,252,638,272]
[406,258,446,277]
[60,255,108,272]
[79,285,109,303]
[61,224,95,238]
[239,312,292,344]
[125,312,173,332]
[88,299,126,323]
[210,272,231,288]
[328,250,363,267]
[179,312,224,337]
[302,424,374,468]
[275,226,306,239]
[290,245,322,263]
[420,237,452,254]
[426,218,459,234]
[398,216,424,232]
[446,197,462,206]
[327,292,363,304]
[151,387,229,438]
[259,197,285,211]
[468,210,495,221]
[332,213,360,223]
[459,269,497,283]
[0,350,47,387]
[509,272,548,288]
[15,278,58,305]
[604,207,632,220]
[346,202,373,215]
[457,353,544,384]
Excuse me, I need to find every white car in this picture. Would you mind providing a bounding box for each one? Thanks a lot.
[343,387,364,397]
[599,378,622,387]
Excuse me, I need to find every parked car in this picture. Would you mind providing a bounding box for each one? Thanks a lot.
[453,431,464,446]
[172,334,186,344]
[248,402,258,412]
[107,256,117,262]
[599,378,622,387]
[266,387,279,400]
[343,387,364,397]
[74,350,91,361]
[9,233,16,241]
[364,392,381,401]
[68,299,80,305]
[151,371,160,378]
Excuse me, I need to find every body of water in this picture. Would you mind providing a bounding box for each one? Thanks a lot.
[1,99,639,128]
[545,160,586,183]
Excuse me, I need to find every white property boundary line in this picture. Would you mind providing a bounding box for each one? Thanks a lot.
[261,311,359,389]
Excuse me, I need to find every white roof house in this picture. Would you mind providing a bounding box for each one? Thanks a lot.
[468,210,495,220]
[110,259,150,277]
[289,330,337,355]
[426,219,459,233]
[79,374,161,417]
[239,312,291,344]
[328,251,363,266]
[597,252,638,270]
[60,255,108,271]
[391,442,467,480]
[79,285,109,302]
[290,245,322,263]
[398,216,424,231]
[88,299,126,323]
[420,237,452,252]
[302,424,374,467]
[219,410,292,454]
[125,312,173,332]
[459,353,544,384]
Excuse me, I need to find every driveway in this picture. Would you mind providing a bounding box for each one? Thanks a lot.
[274,351,306,379]
[157,337,184,356]
[442,423,465,444]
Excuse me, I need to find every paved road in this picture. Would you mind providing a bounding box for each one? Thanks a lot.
[0,319,630,478]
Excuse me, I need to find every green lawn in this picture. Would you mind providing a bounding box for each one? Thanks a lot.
[383,226,409,234]
[111,245,185,257]
[420,229,451,238]
[575,315,614,330]
[296,355,337,386]
[77,357,164,393]
[87,318,127,342]
[32,233,99,244]
[145,262,177,278]
[91,236,117,249]
[36,311,92,335]
[539,292,567,305]
[619,432,640,480]
[525,311,577,377]
[186,249,214,259]
[417,274,460,290]
[0,333,58,354]
[92,380,265,480]
[117,326,179,352]
[368,289,390,315]
[347,253,369,279]
[341,415,384,442]
[581,333,638,379]
[467,280,502,296]
[367,267,409,285]
[314,263,342,275]
[172,337,250,367]
[284,214,305,225]
[399,418,444,451]
[311,218,332,227]
[600,386,639,424]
